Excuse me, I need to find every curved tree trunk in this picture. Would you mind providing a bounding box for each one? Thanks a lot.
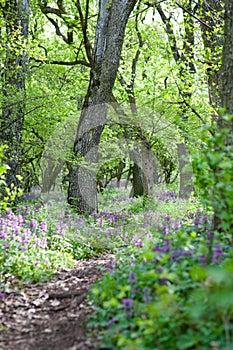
[67,0,137,214]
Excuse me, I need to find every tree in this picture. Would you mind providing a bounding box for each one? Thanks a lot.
[211,0,233,233]
[0,0,30,191]
[67,0,137,214]
[155,1,197,198]
[196,0,223,113]
[116,8,155,198]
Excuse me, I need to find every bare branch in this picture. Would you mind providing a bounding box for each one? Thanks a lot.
[31,57,91,67]
[156,4,181,62]
[39,3,65,16]
[175,1,214,31]
[75,0,93,64]
[45,15,70,44]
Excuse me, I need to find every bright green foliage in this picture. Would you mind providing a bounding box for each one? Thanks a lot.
[194,117,233,233]
[88,230,233,349]
[0,145,22,211]
[0,202,74,285]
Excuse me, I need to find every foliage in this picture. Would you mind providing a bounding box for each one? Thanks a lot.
[0,145,22,211]
[0,204,74,285]
[0,189,140,288]
[1,0,233,345]
[88,201,233,349]
[193,118,233,233]
[0,182,232,348]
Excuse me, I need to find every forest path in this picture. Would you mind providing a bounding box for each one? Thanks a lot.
[0,254,113,350]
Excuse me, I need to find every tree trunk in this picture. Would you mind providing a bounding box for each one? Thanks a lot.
[153,155,159,184]
[116,160,125,188]
[212,0,233,233]
[41,158,64,193]
[0,0,29,190]
[219,1,233,123]
[141,142,154,196]
[67,0,136,214]
[130,148,145,198]
[129,142,154,198]
[156,3,195,196]
[198,0,223,114]
[177,143,193,198]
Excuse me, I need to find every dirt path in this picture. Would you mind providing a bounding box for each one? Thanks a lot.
[0,254,113,350]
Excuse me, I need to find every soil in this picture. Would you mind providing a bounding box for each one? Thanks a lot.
[0,254,114,350]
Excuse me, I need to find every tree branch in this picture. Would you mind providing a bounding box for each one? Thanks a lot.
[156,4,181,62]
[32,57,91,67]
[45,15,70,44]
[75,0,93,64]
[38,3,65,16]
[175,1,213,31]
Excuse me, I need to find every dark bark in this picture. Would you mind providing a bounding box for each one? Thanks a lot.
[129,147,154,198]
[130,148,145,198]
[67,0,137,214]
[0,0,29,190]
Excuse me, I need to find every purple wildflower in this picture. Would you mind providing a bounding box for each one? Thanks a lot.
[40,221,47,231]
[122,298,133,309]
[40,238,47,248]
[194,218,200,226]
[106,262,115,269]
[143,288,151,303]
[4,242,10,250]
[212,245,223,263]
[153,246,163,252]
[21,234,28,245]
[0,230,7,240]
[159,277,169,285]
[157,267,164,273]
[14,227,21,235]
[129,273,137,284]
[134,241,143,247]
[131,288,141,295]
[21,246,28,252]
[107,318,115,327]
[199,254,207,264]
[56,224,65,236]
[29,219,38,229]
[0,293,6,302]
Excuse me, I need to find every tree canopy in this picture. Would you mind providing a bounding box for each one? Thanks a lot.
[0,0,232,230]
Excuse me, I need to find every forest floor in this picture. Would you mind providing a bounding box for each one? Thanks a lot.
[0,254,113,350]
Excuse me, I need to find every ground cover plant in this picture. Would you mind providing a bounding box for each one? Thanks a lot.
[87,186,233,350]
[0,184,232,349]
